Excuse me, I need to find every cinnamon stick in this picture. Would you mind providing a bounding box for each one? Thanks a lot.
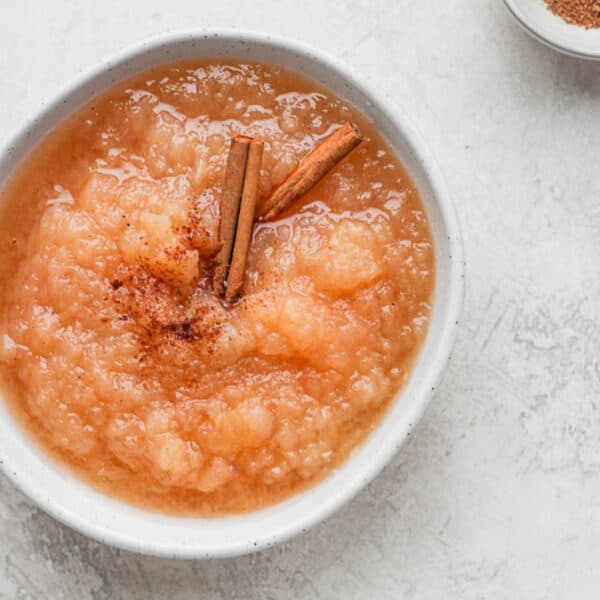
[225,139,264,302]
[213,135,251,296]
[257,122,363,221]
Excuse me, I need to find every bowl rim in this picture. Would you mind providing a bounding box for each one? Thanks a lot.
[504,0,600,60]
[0,27,465,558]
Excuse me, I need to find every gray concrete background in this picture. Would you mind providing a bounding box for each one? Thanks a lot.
[1,1,600,598]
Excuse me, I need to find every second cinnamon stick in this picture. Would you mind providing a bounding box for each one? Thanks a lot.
[257,122,363,221]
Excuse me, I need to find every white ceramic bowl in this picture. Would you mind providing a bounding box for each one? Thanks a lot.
[0,30,464,558]
[504,0,600,59]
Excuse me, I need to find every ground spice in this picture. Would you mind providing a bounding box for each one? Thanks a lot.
[544,0,600,28]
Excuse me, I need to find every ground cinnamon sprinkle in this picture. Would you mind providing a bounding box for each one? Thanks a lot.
[544,0,600,28]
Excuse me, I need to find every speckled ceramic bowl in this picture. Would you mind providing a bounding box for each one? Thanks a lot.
[505,0,600,59]
[0,29,464,558]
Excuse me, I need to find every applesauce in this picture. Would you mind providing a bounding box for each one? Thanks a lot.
[0,61,434,515]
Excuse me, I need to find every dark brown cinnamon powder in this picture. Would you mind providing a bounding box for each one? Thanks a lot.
[544,0,600,28]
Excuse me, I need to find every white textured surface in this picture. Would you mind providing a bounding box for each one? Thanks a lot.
[1,0,599,597]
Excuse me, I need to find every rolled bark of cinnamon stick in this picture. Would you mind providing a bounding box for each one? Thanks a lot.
[225,139,264,302]
[213,135,251,296]
[257,122,363,221]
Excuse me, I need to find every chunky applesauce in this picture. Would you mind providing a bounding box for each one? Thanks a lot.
[0,61,434,515]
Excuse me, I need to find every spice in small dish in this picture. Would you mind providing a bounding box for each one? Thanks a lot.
[544,0,600,28]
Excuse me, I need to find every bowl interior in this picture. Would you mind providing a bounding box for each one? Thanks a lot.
[505,0,600,58]
[0,32,463,558]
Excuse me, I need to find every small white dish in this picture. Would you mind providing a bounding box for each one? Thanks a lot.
[0,29,464,558]
[504,0,600,59]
